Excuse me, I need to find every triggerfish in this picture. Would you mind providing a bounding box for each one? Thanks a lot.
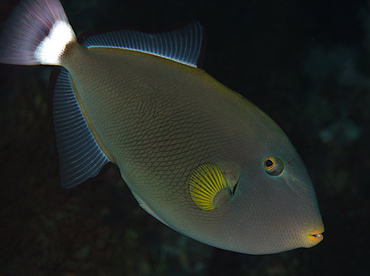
[0,0,324,254]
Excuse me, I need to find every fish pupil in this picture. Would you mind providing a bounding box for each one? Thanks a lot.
[265,159,273,168]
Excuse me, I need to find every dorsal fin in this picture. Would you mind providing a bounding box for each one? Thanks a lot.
[53,69,110,189]
[82,21,203,67]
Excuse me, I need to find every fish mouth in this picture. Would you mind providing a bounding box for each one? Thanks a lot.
[308,229,324,243]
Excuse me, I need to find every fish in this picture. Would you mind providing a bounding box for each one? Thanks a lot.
[0,0,324,255]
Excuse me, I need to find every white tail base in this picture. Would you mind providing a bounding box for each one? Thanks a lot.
[34,20,75,65]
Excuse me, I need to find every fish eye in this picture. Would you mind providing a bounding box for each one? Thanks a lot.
[264,157,284,176]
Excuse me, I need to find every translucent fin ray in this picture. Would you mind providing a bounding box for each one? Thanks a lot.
[53,69,110,189]
[0,0,73,65]
[82,21,203,67]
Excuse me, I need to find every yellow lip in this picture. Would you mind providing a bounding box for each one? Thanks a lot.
[308,229,324,243]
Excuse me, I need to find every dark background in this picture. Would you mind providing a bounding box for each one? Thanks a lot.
[1,0,369,275]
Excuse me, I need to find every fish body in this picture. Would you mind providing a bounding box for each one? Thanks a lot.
[0,0,324,254]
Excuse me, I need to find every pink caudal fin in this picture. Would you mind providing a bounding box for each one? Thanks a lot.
[0,0,76,65]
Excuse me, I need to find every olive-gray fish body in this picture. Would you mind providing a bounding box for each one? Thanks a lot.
[0,0,324,254]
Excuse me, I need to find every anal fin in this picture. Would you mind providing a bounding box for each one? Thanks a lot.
[53,69,110,188]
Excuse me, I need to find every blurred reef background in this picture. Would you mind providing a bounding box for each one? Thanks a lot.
[1,0,370,275]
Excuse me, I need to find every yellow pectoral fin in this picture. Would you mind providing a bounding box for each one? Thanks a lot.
[189,163,231,210]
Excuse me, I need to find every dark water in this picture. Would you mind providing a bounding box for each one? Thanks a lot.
[0,0,369,275]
